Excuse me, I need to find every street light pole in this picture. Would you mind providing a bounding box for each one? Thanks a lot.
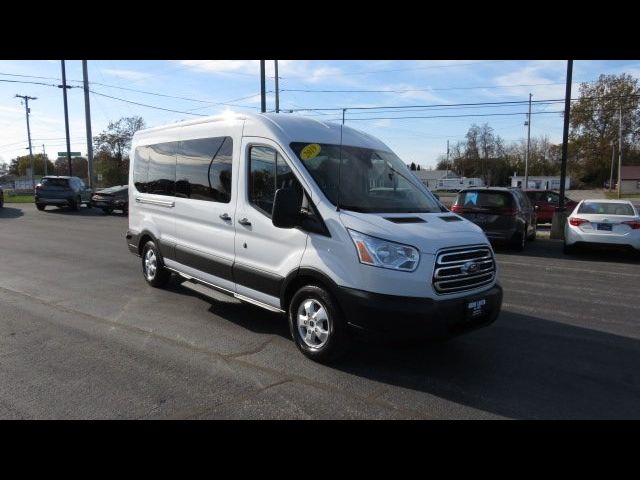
[618,105,623,199]
[42,144,48,176]
[524,93,532,190]
[609,141,615,192]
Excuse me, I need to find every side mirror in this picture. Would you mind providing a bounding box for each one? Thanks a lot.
[272,188,301,229]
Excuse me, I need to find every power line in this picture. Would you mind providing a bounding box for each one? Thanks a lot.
[88,90,209,116]
[281,82,570,94]
[325,111,566,122]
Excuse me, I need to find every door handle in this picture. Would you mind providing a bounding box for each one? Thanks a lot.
[238,217,251,226]
[219,213,231,221]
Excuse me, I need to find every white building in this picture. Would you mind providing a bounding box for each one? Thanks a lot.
[510,175,570,190]
[412,169,484,191]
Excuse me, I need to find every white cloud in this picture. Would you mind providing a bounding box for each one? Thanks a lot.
[102,68,154,82]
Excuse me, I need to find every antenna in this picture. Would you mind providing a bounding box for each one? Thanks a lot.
[335,108,346,211]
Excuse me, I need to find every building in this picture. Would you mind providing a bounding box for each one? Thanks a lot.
[510,175,571,190]
[620,166,640,194]
[412,169,484,191]
[411,169,449,189]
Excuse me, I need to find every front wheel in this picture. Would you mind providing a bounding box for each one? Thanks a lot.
[70,197,80,211]
[141,240,171,288]
[288,285,350,363]
[36,203,45,211]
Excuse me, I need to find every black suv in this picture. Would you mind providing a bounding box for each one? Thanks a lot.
[451,187,537,250]
[35,176,92,211]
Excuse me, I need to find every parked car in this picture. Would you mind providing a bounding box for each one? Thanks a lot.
[525,189,577,224]
[564,199,640,254]
[35,176,92,211]
[91,185,128,214]
[451,187,537,250]
[126,113,503,362]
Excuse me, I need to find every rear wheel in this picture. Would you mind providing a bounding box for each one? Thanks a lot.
[288,285,350,363]
[563,242,575,255]
[36,203,45,211]
[102,207,113,215]
[70,196,80,211]
[512,228,526,251]
[141,240,171,288]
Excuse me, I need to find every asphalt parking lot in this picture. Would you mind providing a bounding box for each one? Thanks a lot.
[1,203,639,419]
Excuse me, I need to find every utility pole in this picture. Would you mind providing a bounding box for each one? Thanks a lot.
[618,105,623,199]
[82,60,94,187]
[274,60,280,113]
[524,93,532,190]
[446,139,450,178]
[42,144,48,176]
[15,94,37,190]
[59,60,73,176]
[259,60,266,113]
[551,60,573,240]
[609,141,615,192]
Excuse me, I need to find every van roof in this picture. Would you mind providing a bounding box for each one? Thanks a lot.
[133,112,390,151]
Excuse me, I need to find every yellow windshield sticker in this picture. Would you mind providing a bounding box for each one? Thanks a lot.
[300,143,321,161]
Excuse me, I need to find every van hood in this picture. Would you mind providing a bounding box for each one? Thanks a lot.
[339,210,490,255]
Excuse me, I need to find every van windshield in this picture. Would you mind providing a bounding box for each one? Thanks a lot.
[290,142,440,213]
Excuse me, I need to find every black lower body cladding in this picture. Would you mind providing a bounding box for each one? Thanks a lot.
[335,284,503,342]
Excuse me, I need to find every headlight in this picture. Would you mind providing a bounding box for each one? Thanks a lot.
[348,229,420,272]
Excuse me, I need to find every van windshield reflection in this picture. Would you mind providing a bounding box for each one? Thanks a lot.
[290,142,440,214]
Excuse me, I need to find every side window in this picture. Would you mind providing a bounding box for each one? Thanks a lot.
[147,142,177,196]
[249,145,302,217]
[133,146,150,193]
[176,136,233,203]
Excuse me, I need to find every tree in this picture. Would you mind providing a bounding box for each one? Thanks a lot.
[8,154,54,176]
[94,116,145,186]
[410,162,416,171]
[570,73,640,186]
[53,156,88,178]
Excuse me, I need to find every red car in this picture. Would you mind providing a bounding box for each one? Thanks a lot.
[525,190,577,224]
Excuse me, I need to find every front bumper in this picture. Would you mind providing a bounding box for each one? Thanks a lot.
[335,283,503,342]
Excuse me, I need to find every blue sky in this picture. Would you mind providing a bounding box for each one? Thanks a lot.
[1,60,638,170]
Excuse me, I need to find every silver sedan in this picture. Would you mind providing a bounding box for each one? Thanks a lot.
[564,199,640,254]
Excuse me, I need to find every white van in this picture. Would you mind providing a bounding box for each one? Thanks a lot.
[126,113,502,362]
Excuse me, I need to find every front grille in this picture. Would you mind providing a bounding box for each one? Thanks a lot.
[433,245,496,294]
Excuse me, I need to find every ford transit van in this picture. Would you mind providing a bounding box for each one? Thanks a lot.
[126,113,502,362]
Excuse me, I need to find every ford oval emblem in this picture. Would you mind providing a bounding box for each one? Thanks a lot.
[461,261,480,274]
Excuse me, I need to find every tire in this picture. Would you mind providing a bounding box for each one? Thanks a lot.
[527,222,537,241]
[141,240,171,288]
[512,228,526,251]
[288,285,350,363]
[36,203,45,211]
[102,207,113,215]
[70,197,80,211]
[563,243,575,255]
